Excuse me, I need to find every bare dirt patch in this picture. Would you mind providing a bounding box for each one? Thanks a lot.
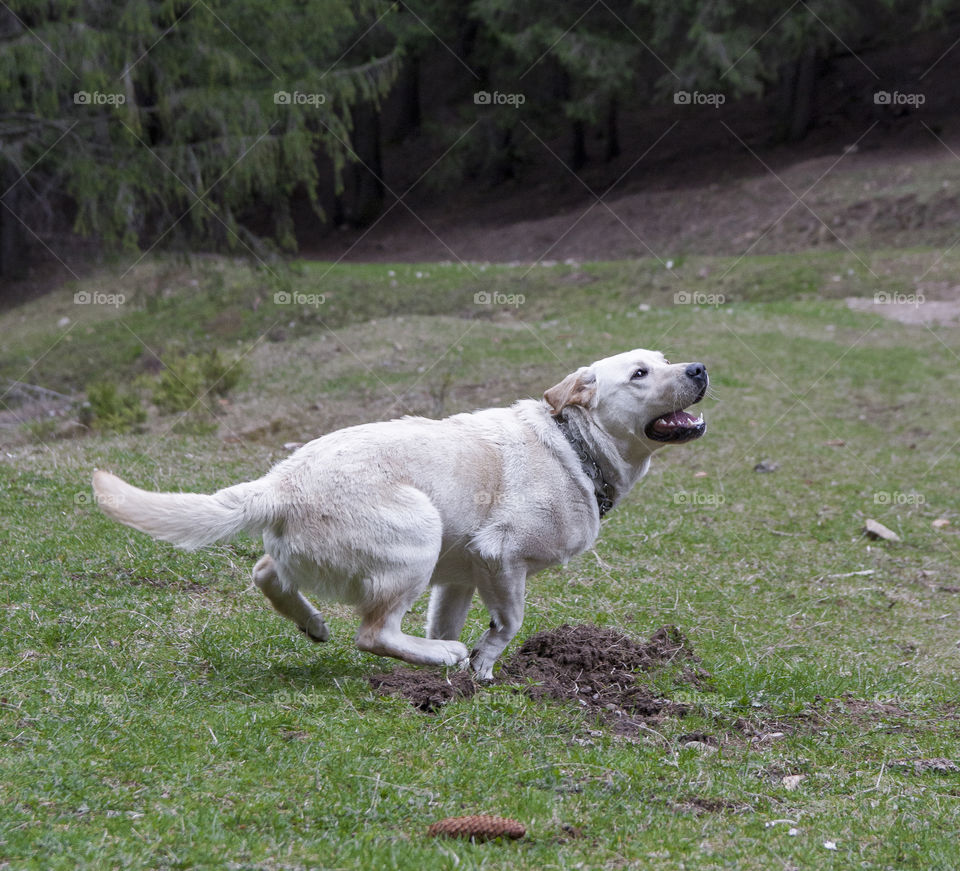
[845,294,960,326]
[70,570,220,597]
[369,624,708,734]
[833,695,910,722]
[892,758,959,775]
[126,575,216,595]
[675,796,753,814]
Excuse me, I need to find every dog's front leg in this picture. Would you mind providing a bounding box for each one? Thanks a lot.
[471,572,526,680]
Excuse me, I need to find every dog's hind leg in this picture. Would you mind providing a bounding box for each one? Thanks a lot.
[253,554,329,642]
[352,494,469,667]
[355,579,469,667]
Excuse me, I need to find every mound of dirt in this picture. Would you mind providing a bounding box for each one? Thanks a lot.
[368,624,708,733]
[368,669,478,713]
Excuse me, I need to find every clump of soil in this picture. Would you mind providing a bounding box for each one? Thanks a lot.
[368,669,478,713]
[368,624,708,733]
[498,624,699,732]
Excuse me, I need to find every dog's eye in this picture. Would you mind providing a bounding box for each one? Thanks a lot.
[632,368,648,380]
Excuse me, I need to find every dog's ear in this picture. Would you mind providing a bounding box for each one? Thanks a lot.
[543,367,598,416]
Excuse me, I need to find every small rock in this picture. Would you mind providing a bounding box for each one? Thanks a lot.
[754,459,779,473]
[824,841,838,851]
[932,517,950,529]
[865,518,901,542]
[782,774,805,790]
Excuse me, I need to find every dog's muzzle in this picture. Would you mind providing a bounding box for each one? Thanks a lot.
[644,363,708,443]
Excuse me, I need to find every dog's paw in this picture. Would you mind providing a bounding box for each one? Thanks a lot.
[469,650,496,682]
[297,614,330,643]
[437,640,469,667]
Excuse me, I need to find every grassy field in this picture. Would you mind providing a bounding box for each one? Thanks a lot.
[1,251,959,869]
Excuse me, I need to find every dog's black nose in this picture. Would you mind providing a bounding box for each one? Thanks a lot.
[685,362,707,382]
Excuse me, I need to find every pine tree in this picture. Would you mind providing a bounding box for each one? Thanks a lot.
[0,0,401,277]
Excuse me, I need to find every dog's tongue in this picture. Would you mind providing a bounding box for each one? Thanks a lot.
[650,410,698,435]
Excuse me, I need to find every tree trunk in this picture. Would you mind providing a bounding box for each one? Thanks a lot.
[349,100,384,226]
[570,119,587,171]
[394,55,421,138]
[554,67,587,171]
[775,48,819,143]
[605,96,620,161]
[0,162,27,284]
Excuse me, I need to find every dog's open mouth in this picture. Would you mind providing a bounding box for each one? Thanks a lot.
[644,409,706,443]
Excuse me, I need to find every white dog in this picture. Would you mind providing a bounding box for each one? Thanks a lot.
[92,349,708,679]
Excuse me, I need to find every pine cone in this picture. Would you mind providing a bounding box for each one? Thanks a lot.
[427,814,526,841]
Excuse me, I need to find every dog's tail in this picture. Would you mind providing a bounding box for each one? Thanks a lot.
[91,469,276,551]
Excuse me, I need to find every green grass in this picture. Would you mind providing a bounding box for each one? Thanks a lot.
[1,251,959,869]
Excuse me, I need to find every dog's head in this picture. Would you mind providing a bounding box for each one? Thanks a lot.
[544,349,708,449]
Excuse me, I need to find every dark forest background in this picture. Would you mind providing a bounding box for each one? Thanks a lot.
[1,0,957,289]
